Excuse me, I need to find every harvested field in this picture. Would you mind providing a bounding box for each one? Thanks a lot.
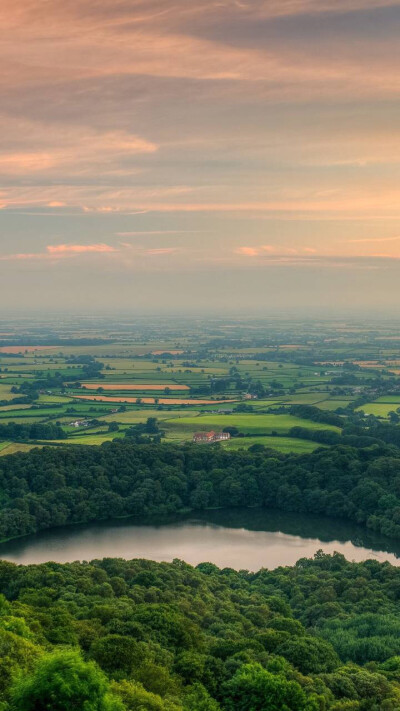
[73,395,236,405]
[0,442,42,456]
[353,361,384,368]
[0,346,56,353]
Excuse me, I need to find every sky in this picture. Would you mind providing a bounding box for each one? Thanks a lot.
[0,0,400,314]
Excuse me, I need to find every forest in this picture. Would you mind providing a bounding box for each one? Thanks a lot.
[1,440,400,543]
[1,552,400,710]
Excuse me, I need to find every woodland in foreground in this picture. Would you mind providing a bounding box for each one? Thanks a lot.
[2,434,400,708]
[2,553,400,710]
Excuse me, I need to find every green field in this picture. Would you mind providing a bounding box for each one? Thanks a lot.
[375,396,400,404]
[221,436,324,453]
[0,403,32,412]
[52,432,126,445]
[98,409,200,425]
[314,399,351,410]
[356,402,400,417]
[163,413,341,439]
[37,394,74,404]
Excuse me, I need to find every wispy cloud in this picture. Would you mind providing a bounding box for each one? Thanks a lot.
[234,250,400,268]
[116,230,209,236]
[235,245,318,258]
[145,247,177,255]
[47,244,116,255]
[0,122,157,177]
[0,243,117,261]
[346,236,400,243]
[236,247,260,256]
[0,241,180,263]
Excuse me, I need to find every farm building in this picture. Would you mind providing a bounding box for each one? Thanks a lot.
[193,431,231,443]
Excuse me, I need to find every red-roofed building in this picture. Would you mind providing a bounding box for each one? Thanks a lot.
[193,431,230,443]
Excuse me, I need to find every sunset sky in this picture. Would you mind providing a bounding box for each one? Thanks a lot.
[1,0,400,313]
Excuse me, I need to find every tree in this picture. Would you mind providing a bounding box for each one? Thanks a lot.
[277,637,339,675]
[183,683,220,710]
[222,664,318,711]
[145,418,159,434]
[90,635,143,676]
[223,426,239,437]
[110,680,174,711]
[10,649,125,711]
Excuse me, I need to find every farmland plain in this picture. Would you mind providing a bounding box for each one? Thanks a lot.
[0,316,399,455]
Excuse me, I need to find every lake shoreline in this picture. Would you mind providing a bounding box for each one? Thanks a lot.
[1,507,400,570]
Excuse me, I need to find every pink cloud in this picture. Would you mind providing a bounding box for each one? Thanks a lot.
[0,243,117,261]
[47,243,116,255]
[0,122,157,178]
[235,246,259,256]
[145,248,177,255]
[0,252,41,261]
[235,245,320,258]
[0,242,180,264]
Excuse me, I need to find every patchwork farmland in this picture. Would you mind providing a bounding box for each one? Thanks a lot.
[0,316,399,455]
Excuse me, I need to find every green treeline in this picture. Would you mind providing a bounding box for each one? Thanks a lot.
[2,553,400,709]
[0,422,65,442]
[1,440,400,542]
[288,405,344,428]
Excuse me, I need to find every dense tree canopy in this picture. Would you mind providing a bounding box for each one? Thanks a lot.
[1,440,400,542]
[0,554,400,709]
[0,422,65,442]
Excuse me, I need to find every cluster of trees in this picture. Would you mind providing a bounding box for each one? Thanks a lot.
[124,418,163,443]
[79,358,105,381]
[1,553,400,709]
[0,396,31,407]
[288,405,343,428]
[2,440,400,542]
[0,422,65,442]
[287,408,400,451]
[288,426,381,448]
[10,381,40,402]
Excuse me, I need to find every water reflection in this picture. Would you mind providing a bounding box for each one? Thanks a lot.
[0,509,399,571]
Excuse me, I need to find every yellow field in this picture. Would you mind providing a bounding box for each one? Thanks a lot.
[0,403,31,412]
[0,384,15,401]
[0,442,43,456]
[73,395,237,405]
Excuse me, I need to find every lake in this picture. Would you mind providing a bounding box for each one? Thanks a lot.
[1,509,400,570]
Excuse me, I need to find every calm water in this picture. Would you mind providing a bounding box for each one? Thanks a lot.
[1,509,400,570]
